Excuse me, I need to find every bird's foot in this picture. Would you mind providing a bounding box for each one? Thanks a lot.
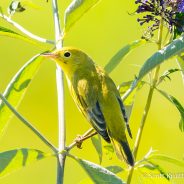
[75,135,84,149]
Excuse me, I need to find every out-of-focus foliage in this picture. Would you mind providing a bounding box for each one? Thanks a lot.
[105,39,147,74]
[0,54,43,135]
[0,148,48,177]
[64,0,101,33]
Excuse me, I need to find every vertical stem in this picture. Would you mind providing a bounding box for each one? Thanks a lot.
[56,67,66,184]
[126,17,164,184]
[51,0,66,184]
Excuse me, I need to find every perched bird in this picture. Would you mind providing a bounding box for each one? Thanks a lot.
[43,47,134,166]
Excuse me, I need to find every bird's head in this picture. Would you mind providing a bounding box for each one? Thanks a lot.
[42,47,94,77]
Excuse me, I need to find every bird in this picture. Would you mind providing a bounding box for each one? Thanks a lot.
[43,47,134,166]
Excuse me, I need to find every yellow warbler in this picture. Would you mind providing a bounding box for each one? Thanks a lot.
[44,47,134,166]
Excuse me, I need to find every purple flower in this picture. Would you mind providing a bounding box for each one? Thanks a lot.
[135,0,184,38]
[177,0,184,12]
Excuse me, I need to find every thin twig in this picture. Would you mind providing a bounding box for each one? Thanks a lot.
[0,14,54,44]
[0,93,57,153]
[80,127,95,137]
[121,87,134,102]
[66,128,96,151]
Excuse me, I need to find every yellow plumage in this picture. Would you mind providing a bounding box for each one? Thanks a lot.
[44,47,134,166]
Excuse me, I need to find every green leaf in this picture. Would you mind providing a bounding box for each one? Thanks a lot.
[0,148,48,177]
[131,34,184,91]
[176,55,184,84]
[64,0,101,33]
[0,54,43,135]
[118,81,145,118]
[179,118,184,132]
[158,68,181,85]
[0,26,18,34]
[0,26,39,45]
[148,154,184,168]
[8,1,26,15]
[156,89,184,132]
[105,39,147,74]
[137,36,184,81]
[105,166,123,174]
[69,154,125,184]
[91,135,102,164]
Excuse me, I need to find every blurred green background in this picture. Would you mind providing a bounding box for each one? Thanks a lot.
[0,0,184,183]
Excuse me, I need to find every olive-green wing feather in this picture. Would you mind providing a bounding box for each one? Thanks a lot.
[70,73,110,143]
[117,97,132,138]
[98,69,132,138]
[77,94,110,143]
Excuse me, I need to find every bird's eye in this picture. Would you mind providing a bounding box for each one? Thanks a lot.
[64,51,71,58]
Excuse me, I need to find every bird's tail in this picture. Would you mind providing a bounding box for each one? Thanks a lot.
[111,138,134,166]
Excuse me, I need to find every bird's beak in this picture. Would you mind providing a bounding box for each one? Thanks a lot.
[42,52,58,59]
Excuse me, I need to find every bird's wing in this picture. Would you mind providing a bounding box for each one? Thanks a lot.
[99,69,132,138]
[117,97,132,138]
[77,95,110,143]
[71,74,110,143]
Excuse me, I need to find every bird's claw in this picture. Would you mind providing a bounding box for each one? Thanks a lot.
[75,135,83,149]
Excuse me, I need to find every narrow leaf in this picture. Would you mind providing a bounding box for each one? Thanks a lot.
[91,135,102,164]
[148,154,184,168]
[0,148,48,177]
[0,26,38,45]
[130,35,184,93]
[176,55,184,84]
[69,154,125,184]
[137,36,184,81]
[105,39,146,74]
[156,89,184,132]
[105,166,123,174]
[0,54,43,135]
[64,0,101,33]
[179,118,184,131]
[158,68,181,84]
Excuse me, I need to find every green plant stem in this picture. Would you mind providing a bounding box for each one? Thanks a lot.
[126,18,164,184]
[51,0,65,184]
[0,93,57,153]
[0,14,54,44]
